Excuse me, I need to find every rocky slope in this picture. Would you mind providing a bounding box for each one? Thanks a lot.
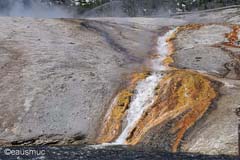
[136,24,240,155]
[0,6,240,156]
[0,15,185,146]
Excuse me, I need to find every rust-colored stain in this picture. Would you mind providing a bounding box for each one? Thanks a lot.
[163,24,204,68]
[149,24,203,68]
[97,24,220,151]
[176,24,203,32]
[211,24,240,79]
[125,70,217,152]
[97,72,149,143]
[223,25,240,48]
[96,89,132,143]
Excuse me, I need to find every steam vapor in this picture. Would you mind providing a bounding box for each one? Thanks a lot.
[0,0,73,18]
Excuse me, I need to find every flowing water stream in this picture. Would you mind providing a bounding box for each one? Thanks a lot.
[111,28,177,145]
[114,73,163,144]
[92,28,177,148]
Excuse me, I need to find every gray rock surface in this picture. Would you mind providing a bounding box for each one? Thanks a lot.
[173,24,240,155]
[0,16,186,145]
[0,6,240,156]
[182,85,239,155]
[136,9,240,155]
[172,24,233,77]
[0,17,139,145]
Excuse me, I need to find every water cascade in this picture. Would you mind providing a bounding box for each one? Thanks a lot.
[97,25,218,152]
[98,28,178,144]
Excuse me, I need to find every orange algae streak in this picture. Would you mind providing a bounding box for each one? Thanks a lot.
[97,24,217,148]
[223,25,240,48]
[129,72,150,86]
[124,70,217,152]
[163,24,203,67]
[97,72,149,143]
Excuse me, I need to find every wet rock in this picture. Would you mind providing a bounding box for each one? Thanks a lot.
[131,70,217,152]
[1,6,240,157]
[135,22,240,155]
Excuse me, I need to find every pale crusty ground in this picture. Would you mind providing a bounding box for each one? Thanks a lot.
[136,10,240,155]
[0,16,188,145]
[0,6,240,155]
[171,23,240,155]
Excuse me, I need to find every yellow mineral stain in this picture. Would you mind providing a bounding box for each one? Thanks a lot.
[124,70,217,152]
[129,72,150,86]
[97,72,149,143]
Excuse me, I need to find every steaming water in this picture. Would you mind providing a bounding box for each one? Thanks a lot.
[0,0,73,18]
[152,28,177,71]
[112,28,177,144]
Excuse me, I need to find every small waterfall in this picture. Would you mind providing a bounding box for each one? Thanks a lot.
[112,28,177,144]
[93,25,218,151]
[114,73,163,144]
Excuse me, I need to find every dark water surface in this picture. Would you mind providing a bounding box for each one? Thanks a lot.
[0,145,238,160]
